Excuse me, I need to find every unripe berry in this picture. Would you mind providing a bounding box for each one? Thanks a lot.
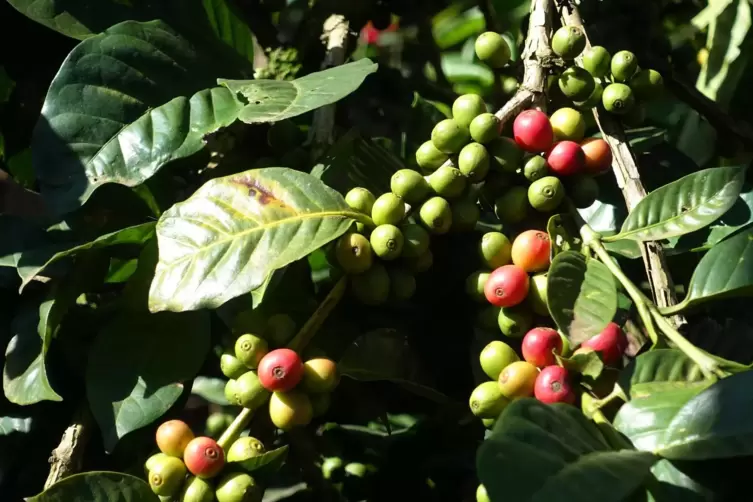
[215,472,262,502]
[179,476,214,502]
[234,334,269,369]
[227,436,266,462]
[148,454,187,496]
[269,390,313,430]
[156,420,195,458]
[301,358,340,393]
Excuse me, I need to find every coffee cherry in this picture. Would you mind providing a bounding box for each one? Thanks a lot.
[235,334,269,369]
[184,436,225,479]
[156,420,195,458]
[301,358,339,393]
[321,456,344,481]
[427,165,467,199]
[498,305,533,338]
[451,198,481,231]
[310,392,332,417]
[630,69,663,100]
[389,267,417,300]
[580,322,628,366]
[224,379,240,406]
[148,454,187,496]
[610,50,638,82]
[205,412,233,438]
[370,224,404,260]
[501,75,519,95]
[469,381,510,418]
[371,192,405,226]
[345,187,376,215]
[391,169,430,203]
[549,107,586,142]
[479,232,512,269]
[470,113,501,144]
[528,176,565,212]
[494,186,530,224]
[453,94,487,127]
[573,83,603,109]
[419,196,453,234]
[546,141,585,176]
[335,232,373,275]
[269,390,313,430]
[602,83,635,115]
[227,436,266,462]
[551,26,586,59]
[257,348,304,392]
[482,417,496,429]
[431,118,470,154]
[521,327,563,367]
[475,32,511,68]
[527,273,549,316]
[215,472,262,502]
[488,137,524,173]
[221,353,247,379]
[484,265,530,308]
[513,110,554,153]
[581,46,611,78]
[466,270,490,303]
[534,365,576,404]
[479,340,519,380]
[580,138,612,175]
[235,370,270,409]
[498,360,539,399]
[477,483,491,502]
[404,248,434,273]
[511,230,551,273]
[415,140,449,173]
[558,66,595,101]
[458,143,490,182]
[400,224,430,258]
[568,175,600,208]
[523,155,549,182]
[351,262,391,305]
[180,476,214,502]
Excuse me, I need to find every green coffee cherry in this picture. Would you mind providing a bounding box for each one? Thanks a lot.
[611,50,638,82]
[215,472,262,502]
[236,370,271,409]
[344,462,369,478]
[401,223,430,258]
[235,334,269,369]
[426,165,467,199]
[476,305,500,331]
[205,412,232,438]
[466,271,490,303]
[498,306,533,338]
[480,171,513,200]
[148,455,186,496]
[558,66,596,101]
[581,46,611,78]
[145,453,169,475]
[602,83,635,115]
[479,232,512,268]
[267,119,302,153]
[458,143,490,182]
[390,268,417,300]
[431,118,470,154]
[371,192,405,226]
[568,175,600,208]
[488,137,523,173]
[221,353,247,379]
[370,224,404,261]
[523,155,549,182]
[403,248,433,273]
[321,457,344,481]
[391,169,430,204]
[630,69,663,100]
[225,379,240,406]
[477,484,491,502]
[574,83,603,109]
[550,107,586,141]
[528,273,549,316]
[470,113,501,144]
[451,198,480,231]
[351,263,391,305]
[494,186,529,224]
[335,232,373,274]
[452,94,487,127]
[415,140,449,173]
[419,197,453,234]
[180,476,214,502]
[551,25,586,59]
[528,176,565,212]
[475,32,511,68]
[345,187,376,215]
[264,314,296,347]
[469,381,510,418]
[227,436,266,462]
[479,340,520,380]
[502,76,519,96]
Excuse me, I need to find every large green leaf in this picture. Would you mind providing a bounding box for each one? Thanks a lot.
[477,399,658,502]
[0,415,32,435]
[229,444,289,474]
[594,127,667,154]
[218,59,377,124]
[191,376,230,406]
[432,5,485,50]
[202,0,255,63]
[546,251,618,345]
[33,20,247,216]
[618,349,711,399]
[148,168,361,313]
[606,166,747,242]
[86,311,210,450]
[27,471,158,502]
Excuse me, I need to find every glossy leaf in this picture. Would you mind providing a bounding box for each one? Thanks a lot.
[594,127,667,154]
[27,471,158,502]
[477,399,658,502]
[547,251,618,345]
[202,0,255,62]
[191,376,230,406]
[218,59,377,124]
[86,311,210,450]
[556,350,605,379]
[618,349,710,399]
[33,20,246,215]
[0,415,32,435]
[230,445,289,474]
[607,166,747,242]
[149,168,360,313]
[546,214,581,258]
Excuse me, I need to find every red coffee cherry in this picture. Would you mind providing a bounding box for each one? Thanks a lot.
[511,230,551,273]
[521,327,563,367]
[580,322,628,366]
[534,365,576,404]
[155,419,195,458]
[513,110,554,153]
[184,436,225,479]
[546,141,585,176]
[483,265,530,308]
[580,138,613,175]
[257,349,304,392]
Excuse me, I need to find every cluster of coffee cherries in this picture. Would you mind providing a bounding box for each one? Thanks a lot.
[145,419,262,502]
[551,25,664,123]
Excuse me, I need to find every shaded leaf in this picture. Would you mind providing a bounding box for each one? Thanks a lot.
[432,5,485,50]
[191,376,230,406]
[556,350,605,379]
[546,214,581,258]
[27,471,158,502]
[618,349,710,399]
[0,415,32,435]
[202,0,255,63]
[230,445,289,474]
[594,127,667,154]
[440,52,495,89]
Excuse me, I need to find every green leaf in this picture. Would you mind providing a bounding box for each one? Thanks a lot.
[191,376,230,406]
[440,52,495,88]
[546,214,581,257]
[148,168,360,313]
[27,471,158,502]
[230,445,289,474]
[218,59,377,124]
[33,20,246,216]
[556,350,605,379]
[339,330,451,404]
[202,0,255,63]
[594,127,667,154]
[618,349,711,399]
[547,251,618,345]
[0,415,32,435]
[86,311,210,450]
[6,148,35,189]
[432,5,485,50]
[607,166,747,242]
[0,66,14,104]
[477,399,658,502]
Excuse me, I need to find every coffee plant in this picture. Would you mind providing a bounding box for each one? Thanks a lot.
[1,0,753,500]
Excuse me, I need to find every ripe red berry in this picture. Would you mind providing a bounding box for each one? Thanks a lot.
[580,138,612,175]
[534,365,576,404]
[155,419,194,458]
[513,110,554,152]
[483,265,530,308]
[184,436,225,479]
[511,230,551,273]
[521,327,563,367]
[257,349,304,392]
[546,141,585,176]
[580,322,628,366]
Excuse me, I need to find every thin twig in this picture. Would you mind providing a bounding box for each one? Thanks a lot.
[44,406,91,488]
